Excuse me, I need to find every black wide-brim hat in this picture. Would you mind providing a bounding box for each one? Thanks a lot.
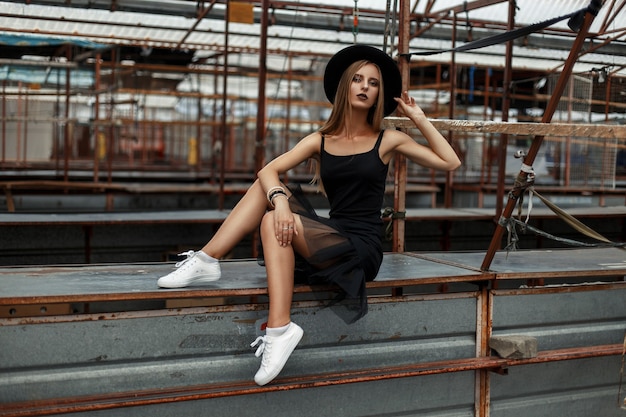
[323,44,402,116]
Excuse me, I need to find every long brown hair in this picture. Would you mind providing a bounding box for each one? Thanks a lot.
[319,60,386,136]
[312,60,386,191]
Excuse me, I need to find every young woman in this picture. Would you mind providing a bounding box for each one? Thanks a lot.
[157,44,461,386]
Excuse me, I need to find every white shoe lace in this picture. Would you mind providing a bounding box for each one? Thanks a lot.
[251,335,271,365]
[174,250,196,268]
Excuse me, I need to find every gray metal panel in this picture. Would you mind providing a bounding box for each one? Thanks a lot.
[421,247,626,278]
[2,249,625,416]
[0,253,485,304]
[490,357,624,417]
[0,293,479,403]
[491,285,626,349]
[0,210,230,225]
[489,285,626,417]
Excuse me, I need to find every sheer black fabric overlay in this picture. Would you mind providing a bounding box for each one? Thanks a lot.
[257,184,382,323]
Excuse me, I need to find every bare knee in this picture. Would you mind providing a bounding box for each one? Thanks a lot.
[260,212,275,242]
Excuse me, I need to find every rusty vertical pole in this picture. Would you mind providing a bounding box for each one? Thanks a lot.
[255,0,269,175]
[64,46,71,182]
[211,69,219,183]
[93,53,101,182]
[481,1,603,271]
[447,13,458,210]
[218,4,230,211]
[107,48,116,184]
[474,286,491,417]
[283,54,293,183]
[23,87,29,164]
[16,82,22,166]
[196,72,202,173]
[565,80,574,186]
[481,68,491,199]
[601,74,612,191]
[1,81,5,168]
[393,0,410,253]
[494,0,515,219]
[477,6,516,414]
[449,13,457,130]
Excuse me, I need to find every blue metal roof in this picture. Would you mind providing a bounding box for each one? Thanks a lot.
[0,32,108,49]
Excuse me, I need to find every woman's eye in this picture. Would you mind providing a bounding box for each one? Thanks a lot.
[353,75,362,83]
[369,80,379,87]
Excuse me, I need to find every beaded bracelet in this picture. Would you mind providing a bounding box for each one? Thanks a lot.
[266,186,284,203]
[268,189,287,208]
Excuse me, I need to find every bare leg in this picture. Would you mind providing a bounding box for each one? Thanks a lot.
[201,179,268,259]
[251,207,309,386]
[157,179,271,289]
[259,211,309,328]
[259,212,294,327]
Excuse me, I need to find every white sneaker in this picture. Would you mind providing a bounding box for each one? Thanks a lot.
[250,322,304,386]
[157,250,221,288]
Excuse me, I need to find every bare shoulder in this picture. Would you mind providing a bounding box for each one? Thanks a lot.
[293,131,323,155]
[380,128,412,152]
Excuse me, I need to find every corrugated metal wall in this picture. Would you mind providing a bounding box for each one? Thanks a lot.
[0,258,625,416]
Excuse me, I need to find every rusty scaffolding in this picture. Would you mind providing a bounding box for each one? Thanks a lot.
[0,0,625,244]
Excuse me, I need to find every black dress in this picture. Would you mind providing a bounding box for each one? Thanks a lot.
[285,130,389,322]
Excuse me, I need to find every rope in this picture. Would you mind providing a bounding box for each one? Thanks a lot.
[531,188,619,245]
[502,184,626,252]
[497,153,626,250]
[505,217,624,249]
[382,207,406,241]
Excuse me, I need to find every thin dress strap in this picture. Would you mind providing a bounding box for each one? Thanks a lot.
[374,130,385,150]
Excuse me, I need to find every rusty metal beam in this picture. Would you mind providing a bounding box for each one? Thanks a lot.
[428,0,507,16]
[175,0,218,50]
[1,343,621,417]
[393,0,411,253]
[384,118,626,139]
[495,0,515,217]
[217,4,230,210]
[254,0,269,174]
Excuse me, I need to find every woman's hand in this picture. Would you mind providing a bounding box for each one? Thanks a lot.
[272,197,297,247]
[389,91,462,171]
[394,90,426,121]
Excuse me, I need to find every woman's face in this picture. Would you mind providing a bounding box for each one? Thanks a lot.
[349,63,381,113]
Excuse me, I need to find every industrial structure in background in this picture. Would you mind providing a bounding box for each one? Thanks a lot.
[0,2,625,417]
[0,1,625,211]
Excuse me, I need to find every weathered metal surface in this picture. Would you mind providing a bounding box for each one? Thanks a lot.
[0,253,487,307]
[0,210,229,226]
[7,245,623,310]
[491,284,626,352]
[385,117,626,140]
[490,357,622,417]
[2,372,479,417]
[421,247,626,278]
[0,247,625,416]
[488,284,626,417]
[0,293,479,404]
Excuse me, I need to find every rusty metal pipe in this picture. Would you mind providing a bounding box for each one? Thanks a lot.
[2,344,621,417]
[254,0,269,175]
[392,0,410,253]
